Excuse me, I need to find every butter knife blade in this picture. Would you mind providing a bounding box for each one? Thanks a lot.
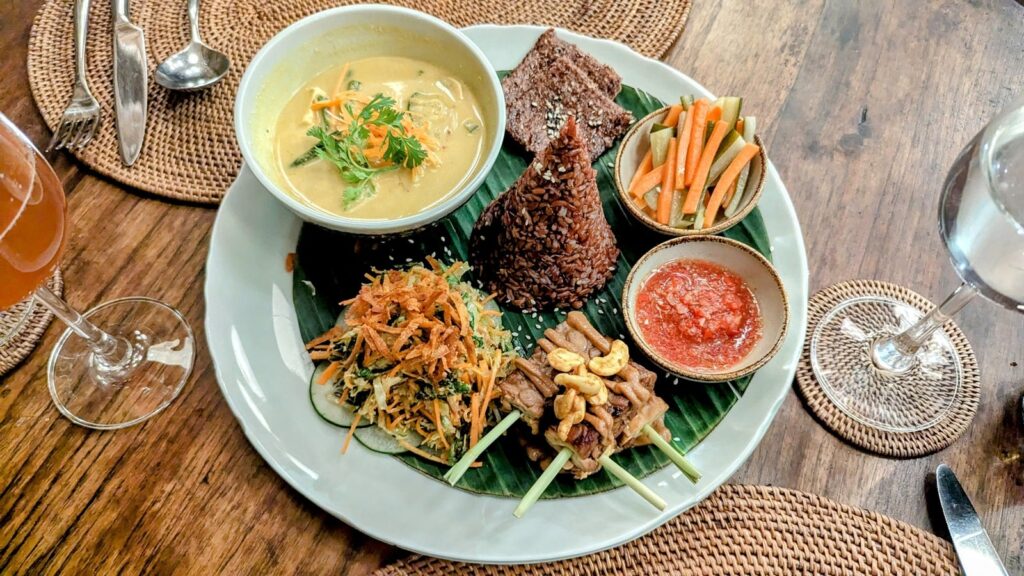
[936,464,1008,576]
[112,0,147,166]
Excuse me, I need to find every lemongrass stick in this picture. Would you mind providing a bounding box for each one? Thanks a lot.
[514,448,572,518]
[642,424,701,483]
[444,410,522,486]
[598,454,666,511]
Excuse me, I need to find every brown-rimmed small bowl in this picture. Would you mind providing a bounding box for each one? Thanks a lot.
[622,236,789,383]
[613,106,768,236]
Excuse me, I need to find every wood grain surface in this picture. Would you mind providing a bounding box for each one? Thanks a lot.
[2,0,1023,573]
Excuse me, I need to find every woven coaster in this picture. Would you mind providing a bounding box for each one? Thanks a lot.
[373,484,959,575]
[796,280,980,458]
[0,269,63,377]
[27,0,692,204]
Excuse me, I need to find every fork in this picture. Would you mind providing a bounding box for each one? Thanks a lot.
[46,0,101,153]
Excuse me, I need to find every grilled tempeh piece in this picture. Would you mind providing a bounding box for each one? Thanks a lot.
[497,312,671,479]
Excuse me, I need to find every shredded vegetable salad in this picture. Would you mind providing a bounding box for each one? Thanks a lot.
[306,259,517,464]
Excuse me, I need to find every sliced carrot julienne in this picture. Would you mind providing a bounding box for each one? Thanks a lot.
[305,326,342,350]
[735,117,745,134]
[311,98,341,111]
[684,99,710,186]
[630,164,666,198]
[703,143,760,227]
[674,111,692,189]
[706,105,722,123]
[341,412,362,454]
[469,393,481,447]
[656,137,678,224]
[318,361,341,385]
[477,351,500,426]
[721,178,739,210]
[629,149,653,191]
[662,104,684,128]
[432,399,449,450]
[683,120,731,214]
[398,439,451,466]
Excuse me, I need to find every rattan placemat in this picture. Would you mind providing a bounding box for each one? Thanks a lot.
[796,280,980,458]
[0,269,63,376]
[27,0,692,204]
[373,484,959,575]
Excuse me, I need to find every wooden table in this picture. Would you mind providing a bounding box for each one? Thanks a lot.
[3,1,1023,573]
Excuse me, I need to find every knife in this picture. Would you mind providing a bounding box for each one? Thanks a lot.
[112,0,147,165]
[936,464,1008,575]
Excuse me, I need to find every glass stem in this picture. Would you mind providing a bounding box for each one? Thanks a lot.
[33,284,131,368]
[870,282,977,374]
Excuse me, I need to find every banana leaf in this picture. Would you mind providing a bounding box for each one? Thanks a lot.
[292,82,770,498]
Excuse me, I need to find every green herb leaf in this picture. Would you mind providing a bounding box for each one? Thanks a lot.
[297,93,428,208]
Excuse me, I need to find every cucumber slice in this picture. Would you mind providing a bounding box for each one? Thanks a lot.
[354,427,422,455]
[643,188,660,211]
[718,97,743,131]
[707,132,747,185]
[680,95,695,110]
[692,190,708,231]
[669,189,693,228]
[649,127,673,167]
[726,117,757,217]
[310,363,367,428]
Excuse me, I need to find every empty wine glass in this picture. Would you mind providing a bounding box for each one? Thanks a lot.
[810,96,1024,433]
[0,113,195,430]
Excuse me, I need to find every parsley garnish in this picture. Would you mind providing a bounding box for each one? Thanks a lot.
[302,93,428,209]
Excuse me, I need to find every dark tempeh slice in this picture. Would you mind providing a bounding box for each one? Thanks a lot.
[533,28,621,98]
[502,55,632,160]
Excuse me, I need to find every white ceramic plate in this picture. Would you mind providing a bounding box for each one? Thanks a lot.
[205,25,809,564]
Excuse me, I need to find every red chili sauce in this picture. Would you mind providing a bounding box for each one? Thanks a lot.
[635,258,762,372]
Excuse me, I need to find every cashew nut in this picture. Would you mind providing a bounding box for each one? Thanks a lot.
[555,372,605,396]
[586,384,608,406]
[588,339,630,377]
[553,388,578,419]
[547,347,585,372]
[555,393,586,441]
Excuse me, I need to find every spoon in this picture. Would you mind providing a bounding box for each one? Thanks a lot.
[154,0,230,92]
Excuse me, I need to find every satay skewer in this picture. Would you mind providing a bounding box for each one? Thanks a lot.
[445,313,700,487]
[513,447,667,518]
[443,409,522,485]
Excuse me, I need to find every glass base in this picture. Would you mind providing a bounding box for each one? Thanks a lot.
[810,296,963,433]
[47,297,195,430]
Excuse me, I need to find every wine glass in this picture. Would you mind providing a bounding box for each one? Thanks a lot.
[0,113,195,430]
[810,97,1024,433]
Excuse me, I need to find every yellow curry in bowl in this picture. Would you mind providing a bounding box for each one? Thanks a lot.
[274,56,487,220]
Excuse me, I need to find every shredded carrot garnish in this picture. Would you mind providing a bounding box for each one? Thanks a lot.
[432,399,449,450]
[305,327,341,350]
[342,413,362,454]
[311,98,342,111]
[318,361,341,385]
[398,439,451,465]
[476,351,500,427]
[305,260,515,465]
